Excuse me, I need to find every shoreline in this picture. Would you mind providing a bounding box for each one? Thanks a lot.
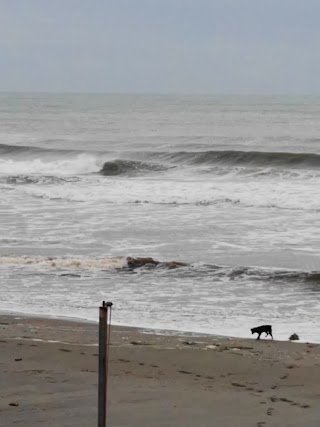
[1,308,316,345]
[1,313,320,426]
[0,308,240,341]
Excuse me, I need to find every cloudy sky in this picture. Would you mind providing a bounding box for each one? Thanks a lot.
[1,0,319,94]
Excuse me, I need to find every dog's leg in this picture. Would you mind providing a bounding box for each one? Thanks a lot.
[256,333,261,340]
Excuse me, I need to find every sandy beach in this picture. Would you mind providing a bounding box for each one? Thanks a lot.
[0,315,319,427]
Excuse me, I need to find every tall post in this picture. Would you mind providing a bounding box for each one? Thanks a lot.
[98,301,113,427]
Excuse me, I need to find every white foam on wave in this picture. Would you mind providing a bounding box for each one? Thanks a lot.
[17,174,320,211]
[0,255,127,270]
[0,154,102,176]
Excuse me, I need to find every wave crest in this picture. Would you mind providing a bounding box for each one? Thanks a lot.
[100,160,168,176]
[160,150,320,169]
[0,154,101,176]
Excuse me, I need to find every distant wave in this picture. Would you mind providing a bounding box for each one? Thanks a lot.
[0,143,80,156]
[2,142,320,170]
[2,142,320,178]
[100,159,169,176]
[128,198,240,206]
[99,150,320,177]
[101,150,320,177]
[155,150,320,169]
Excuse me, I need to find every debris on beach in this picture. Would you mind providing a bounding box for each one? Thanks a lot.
[289,333,299,341]
[130,340,151,346]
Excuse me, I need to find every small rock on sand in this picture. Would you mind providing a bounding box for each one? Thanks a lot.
[289,333,299,341]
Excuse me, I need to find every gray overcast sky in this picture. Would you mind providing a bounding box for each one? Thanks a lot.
[1,0,320,94]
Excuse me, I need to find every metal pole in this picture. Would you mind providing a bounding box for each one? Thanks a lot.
[98,301,113,427]
[98,301,107,427]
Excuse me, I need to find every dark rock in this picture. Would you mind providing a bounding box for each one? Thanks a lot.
[126,256,187,269]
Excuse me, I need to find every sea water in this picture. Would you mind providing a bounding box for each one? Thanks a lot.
[0,93,319,342]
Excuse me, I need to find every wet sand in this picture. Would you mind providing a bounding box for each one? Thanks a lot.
[0,315,319,427]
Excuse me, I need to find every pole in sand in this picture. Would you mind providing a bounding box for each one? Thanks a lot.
[98,301,113,427]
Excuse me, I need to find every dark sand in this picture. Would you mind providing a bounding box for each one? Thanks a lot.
[0,315,319,427]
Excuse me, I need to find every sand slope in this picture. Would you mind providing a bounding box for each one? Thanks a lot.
[0,315,319,427]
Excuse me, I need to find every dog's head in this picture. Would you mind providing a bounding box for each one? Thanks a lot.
[250,328,254,334]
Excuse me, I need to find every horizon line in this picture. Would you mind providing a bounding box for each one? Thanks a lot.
[0,90,319,97]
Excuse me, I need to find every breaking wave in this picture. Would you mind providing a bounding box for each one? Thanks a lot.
[0,255,319,285]
[0,154,102,176]
[1,142,320,178]
[100,159,169,176]
[99,150,320,177]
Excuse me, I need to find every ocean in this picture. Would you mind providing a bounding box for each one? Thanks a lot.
[0,93,319,342]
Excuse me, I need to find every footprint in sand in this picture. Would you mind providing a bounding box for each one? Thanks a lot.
[267,407,274,416]
[130,341,151,346]
[178,370,192,375]
[270,396,294,404]
[279,397,293,403]
[257,422,266,427]
[231,382,246,388]
[59,348,72,353]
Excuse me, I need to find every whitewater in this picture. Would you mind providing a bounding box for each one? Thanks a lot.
[0,93,319,342]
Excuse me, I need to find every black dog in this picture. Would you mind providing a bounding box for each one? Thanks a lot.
[251,325,273,340]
